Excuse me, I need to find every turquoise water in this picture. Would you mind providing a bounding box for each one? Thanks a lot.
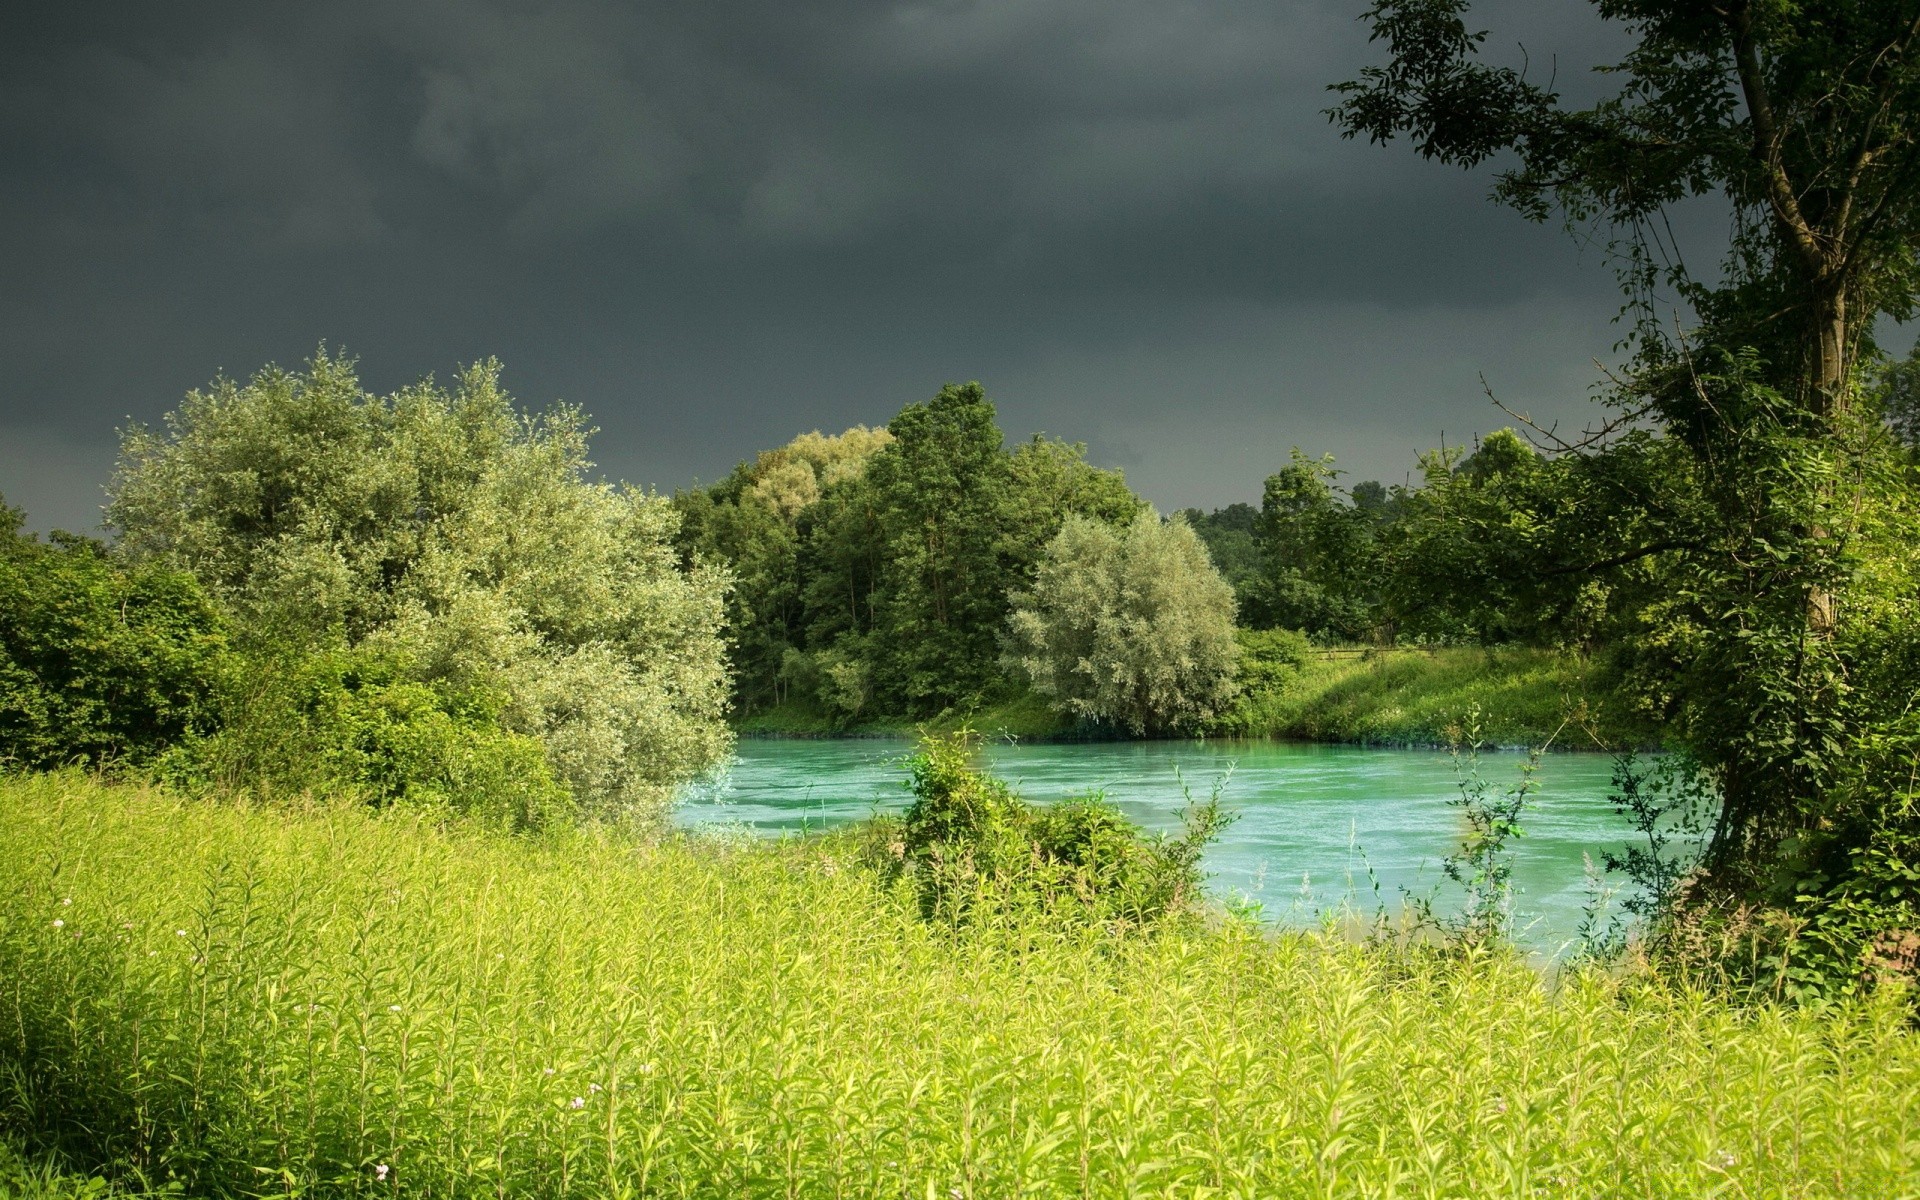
[675,737,1656,954]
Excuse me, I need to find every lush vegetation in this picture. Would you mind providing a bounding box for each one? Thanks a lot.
[1004,512,1239,736]
[675,386,1245,736]
[1328,0,1920,997]
[1207,644,1650,749]
[0,505,225,772]
[5,773,1918,1199]
[2,351,732,827]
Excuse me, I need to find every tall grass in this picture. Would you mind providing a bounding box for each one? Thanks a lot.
[1210,646,1652,749]
[3,773,1917,1197]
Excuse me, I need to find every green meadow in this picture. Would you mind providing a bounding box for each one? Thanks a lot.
[4,774,1916,1199]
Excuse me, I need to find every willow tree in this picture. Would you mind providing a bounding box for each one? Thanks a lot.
[1333,1,1920,954]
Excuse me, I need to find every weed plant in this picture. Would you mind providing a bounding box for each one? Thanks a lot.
[2,774,1918,1197]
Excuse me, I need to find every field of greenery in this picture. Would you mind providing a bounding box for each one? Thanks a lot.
[1207,645,1651,750]
[4,773,1917,1199]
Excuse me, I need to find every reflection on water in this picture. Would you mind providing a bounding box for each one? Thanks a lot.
[675,737,1656,955]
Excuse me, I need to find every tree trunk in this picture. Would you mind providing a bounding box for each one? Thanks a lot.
[1798,281,1853,638]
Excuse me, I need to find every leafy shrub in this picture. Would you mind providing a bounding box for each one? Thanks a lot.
[0,505,225,771]
[107,350,731,823]
[173,647,570,831]
[882,730,1228,926]
[1004,511,1240,735]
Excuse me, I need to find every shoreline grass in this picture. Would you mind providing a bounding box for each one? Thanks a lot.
[3,773,1917,1196]
[736,647,1655,750]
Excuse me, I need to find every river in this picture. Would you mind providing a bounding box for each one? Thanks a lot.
[676,737,1670,955]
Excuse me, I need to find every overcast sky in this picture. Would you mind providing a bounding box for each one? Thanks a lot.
[3,0,1718,532]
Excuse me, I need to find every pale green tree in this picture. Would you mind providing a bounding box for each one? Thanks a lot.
[109,349,732,822]
[1005,511,1239,736]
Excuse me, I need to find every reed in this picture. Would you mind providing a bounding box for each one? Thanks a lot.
[2,773,1915,1197]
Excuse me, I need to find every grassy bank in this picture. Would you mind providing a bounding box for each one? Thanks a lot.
[733,687,1079,741]
[735,648,1652,749]
[1208,645,1652,749]
[4,774,1917,1197]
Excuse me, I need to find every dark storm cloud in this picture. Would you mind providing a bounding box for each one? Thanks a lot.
[1,0,1670,532]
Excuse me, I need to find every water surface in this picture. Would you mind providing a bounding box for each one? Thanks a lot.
[676,737,1649,954]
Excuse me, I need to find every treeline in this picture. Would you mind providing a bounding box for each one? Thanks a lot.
[673,383,1240,734]
[1183,429,1637,650]
[0,351,732,827]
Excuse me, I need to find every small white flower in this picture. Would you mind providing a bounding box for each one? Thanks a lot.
[569,1096,585,1110]
[543,1067,556,1076]
[589,1082,601,1093]
[1711,1149,1737,1169]
[175,929,187,937]
[639,1062,655,1075]
[147,950,157,957]
[388,1004,402,1013]
[122,922,134,929]
[374,1163,389,1181]
[61,898,71,906]
[51,919,63,928]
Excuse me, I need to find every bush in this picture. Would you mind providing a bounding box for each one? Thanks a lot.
[1004,511,1239,735]
[107,350,731,823]
[0,505,226,771]
[882,730,1227,926]
[172,647,571,831]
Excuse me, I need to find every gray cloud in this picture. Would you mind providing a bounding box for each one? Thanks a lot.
[1,0,1685,533]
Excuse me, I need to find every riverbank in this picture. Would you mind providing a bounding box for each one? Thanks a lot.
[2,772,1913,1197]
[734,646,1655,750]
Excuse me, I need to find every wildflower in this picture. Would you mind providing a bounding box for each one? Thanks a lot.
[61,898,71,906]
[147,950,157,957]
[640,1061,655,1075]
[122,922,134,929]
[1711,1150,1736,1169]
[388,1004,402,1013]
[374,1163,389,1182]
[175,929,186,936]
[589,1082,601,1093]
[52,919,63,928]
[543,1067,556,1076]
[569,1096,585,1110]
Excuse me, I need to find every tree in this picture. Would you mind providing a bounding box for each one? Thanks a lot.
[0,498,226,770]
[1333,0,1920,425]
[862,385,1141,716]
[674,425,894,713]
[109,350,731,823]
[1332,1,1920,963]
[1179,502,1267,611]
[1248,449,1385,640]
[1005,511,1240,736]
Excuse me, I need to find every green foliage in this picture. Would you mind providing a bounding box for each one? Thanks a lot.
[0,1135,176,1200]
[1420,711,1545,945]
[885,730,1227,927]
[1246,450,1387,639]
[175,647,571,831]
[1004,511,1240,735]
[1208,644,1644,747]
[678,385,1142,726]
[673,426,895,714]
[0,504,226,771]
[5,774,1920,1197]
[109,350,731,823]
[1177,501,1265,611]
